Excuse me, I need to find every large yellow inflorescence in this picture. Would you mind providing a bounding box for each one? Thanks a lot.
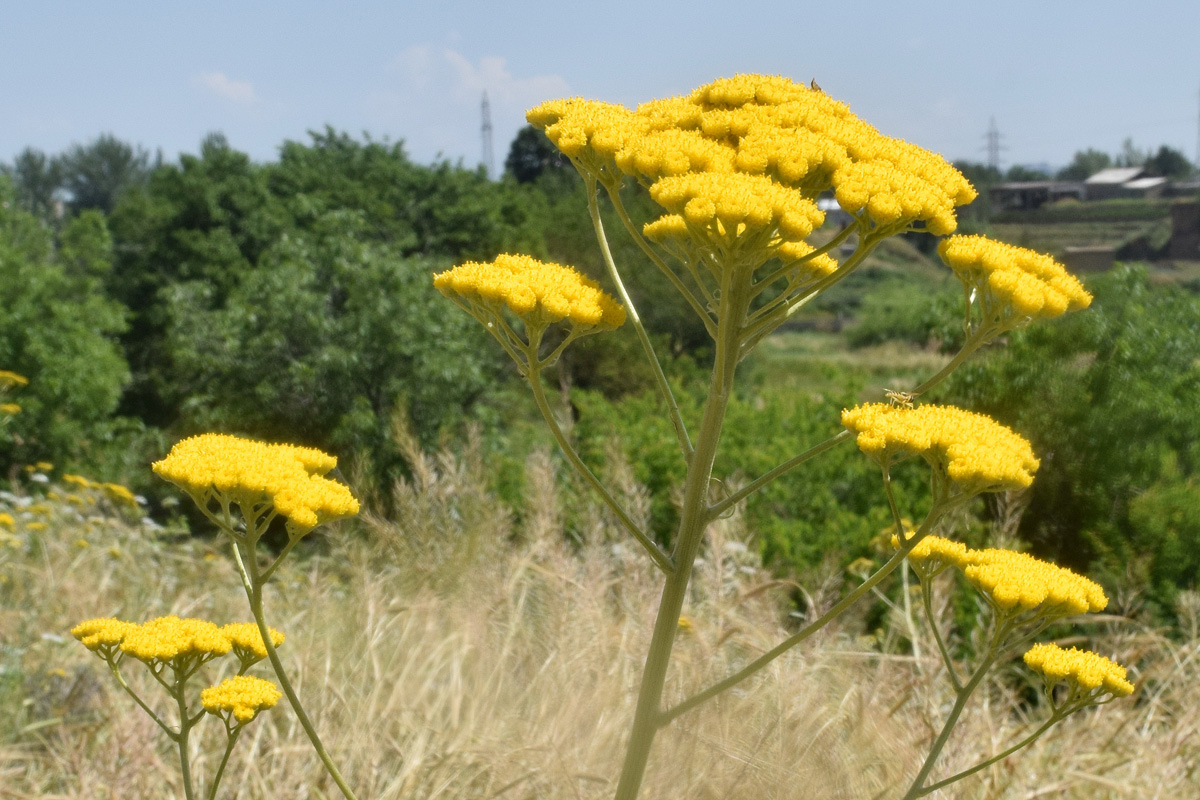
[528,73,977,266]
[1023,642,1133,697]
[116,616,233,664]
[201,675,282,723]
[433,253,626,330]
[964,548,1108,615]
[939,235,1092,321]
[841,403,1039,493]
[153,434,359,533]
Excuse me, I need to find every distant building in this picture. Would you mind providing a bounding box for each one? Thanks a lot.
[1083,167,1146,200]
[989,181,1085,210]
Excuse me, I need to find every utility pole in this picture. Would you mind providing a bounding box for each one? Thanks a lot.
[1195,83,1199,173]
[984,117,1005,173]
[481,91,495,180]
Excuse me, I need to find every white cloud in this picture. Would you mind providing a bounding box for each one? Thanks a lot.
[194,72,256,106]
[368,46,569,170]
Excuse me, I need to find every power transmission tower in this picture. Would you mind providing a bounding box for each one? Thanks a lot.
[983,117,1005,173]
[1195,83,1199,173]
[481,91,495,180]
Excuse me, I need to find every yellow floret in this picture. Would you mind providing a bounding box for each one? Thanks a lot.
[153,434,359,535]
[433,254,626,330]
[841,403,1039,493]
[201,675,282,724]
[1023,642,1133,697]
[649,172,825,242]
[118,616,232,664]
[222,622,286,662]
[938,235,1092,322]
[963,548,1108,615]
[71,617,137,652]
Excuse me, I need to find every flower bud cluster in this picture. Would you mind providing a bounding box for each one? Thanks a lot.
[152,434,359,535]
[1023,642,1133,698]
[201,675,283,723]
[841,403,1040,494]
[434,253,626,331]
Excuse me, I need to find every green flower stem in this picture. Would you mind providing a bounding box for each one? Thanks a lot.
[172,672,198,800]
[660,523,933,726]
[913,713,1062,797]
[901,646,998,799]
[748,222,861,300]
[921,580,963,691]
[587,175,697,460]
[910,329,991,397]
[229,532,361,800]
[106,659,175,737]
[526,363,672,574]
[708,430,852,517]
[602,179,717,340]
[613,273,749,800]
[207,724,243,800]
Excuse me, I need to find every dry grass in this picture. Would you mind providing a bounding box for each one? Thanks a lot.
[0,443,1197,799]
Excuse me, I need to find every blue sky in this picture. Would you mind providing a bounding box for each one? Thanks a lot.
[3,1,1199,175]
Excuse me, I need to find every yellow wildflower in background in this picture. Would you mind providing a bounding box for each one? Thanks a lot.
[102,482,139,507]
[0,403,20,415]
[1023,642,1133,698]
[153,434,359,534]
[434,254,626,331]
[223,622,286,664]
[201,675,282,724]
[841,403,1039,493]
[0,370,29,388]
[0,513,14,529]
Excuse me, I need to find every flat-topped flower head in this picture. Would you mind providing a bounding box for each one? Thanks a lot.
[434,254,626,331]
[1023,642,1133,698]
[841,403,1039,494]
[963,548,1108,616]
[222,622,285,664]
[72,617,137,655]
[119,616,233,665]
[938,235,1092,325]
[153,434,359,535]
[201,675,282,724]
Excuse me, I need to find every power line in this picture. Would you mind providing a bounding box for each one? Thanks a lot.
[983,116,1006,171]
[481,91,494,180]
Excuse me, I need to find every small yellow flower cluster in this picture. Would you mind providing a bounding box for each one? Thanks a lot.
[1023,642,1133,698]
[528,73,976,261]
[0,370,29,388]
[891,533,971,574]
[73,615,286,666]
[841,403,1039,493]
[201,675,282,723]
[938,235,1092,323]
[434,254,626,331]
[964,548,1108,615]
[222,621,286,663]
[153,434,359,534]
[0,512,15,530]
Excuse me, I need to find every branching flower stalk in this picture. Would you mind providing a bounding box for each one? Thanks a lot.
[437,73,1125,799]
[151,434,363,800]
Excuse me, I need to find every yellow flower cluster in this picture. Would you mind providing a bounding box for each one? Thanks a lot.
[434,254,626,330]
[0,403,20,415]
[1023,642,1133,697]
[117,616,233,664]
[964,548,1108,615]
[0,370,29,388]
[222,622,286,663]
[938,235,1092,322]
[528,73,977,256]
[71,617,138,653]
[201,675,282,723]
[841,403,1039,493]
[891,533,971,573]
[153,434,359,534]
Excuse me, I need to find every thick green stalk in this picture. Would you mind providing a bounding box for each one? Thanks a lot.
[612,272,749,800]
[173,673,197,800]
[229,537,360,800]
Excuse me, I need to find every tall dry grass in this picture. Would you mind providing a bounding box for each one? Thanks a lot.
[0,439,1196,799]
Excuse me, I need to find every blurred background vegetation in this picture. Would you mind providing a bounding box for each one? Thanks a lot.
[2,126,1198,627]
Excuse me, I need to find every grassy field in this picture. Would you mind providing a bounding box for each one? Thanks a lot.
[2,441,1197,799]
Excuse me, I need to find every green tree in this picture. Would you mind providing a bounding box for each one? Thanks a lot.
[1056,148,1112,181]
[58,133,155,214]
[1143,145,1193,179]
[1004,164,1049,181]
[504,124,570,183]
[1,147,62,220]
